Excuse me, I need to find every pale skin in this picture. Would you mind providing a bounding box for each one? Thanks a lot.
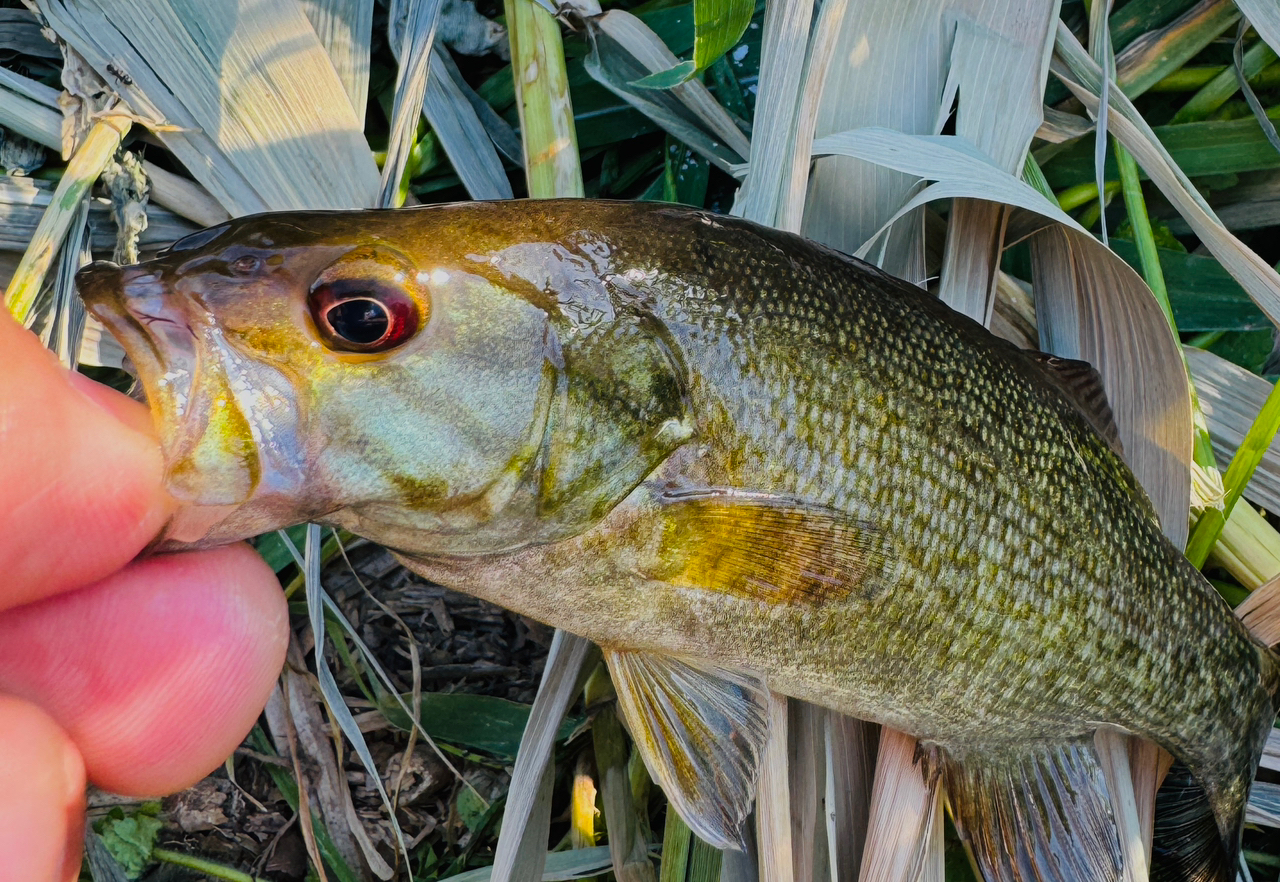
[0,313,288,881]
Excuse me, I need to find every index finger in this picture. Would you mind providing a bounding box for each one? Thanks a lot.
[0,313,175,609]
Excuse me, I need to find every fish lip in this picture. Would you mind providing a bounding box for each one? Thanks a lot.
[76,260,204,461]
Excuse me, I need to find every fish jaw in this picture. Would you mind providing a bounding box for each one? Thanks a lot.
[77,259,310,545]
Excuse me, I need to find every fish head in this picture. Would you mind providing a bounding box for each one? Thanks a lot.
[76,208,584,553]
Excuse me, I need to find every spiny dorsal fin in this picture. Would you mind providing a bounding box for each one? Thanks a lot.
[941,739,1124,882]
[655,488,892,606]
[603,649,768,850]
[1027,352,1124,456]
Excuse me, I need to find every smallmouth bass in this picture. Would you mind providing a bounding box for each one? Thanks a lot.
[77,200,1278,882]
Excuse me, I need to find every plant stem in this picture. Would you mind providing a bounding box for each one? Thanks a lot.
[4,115,131,324]
[505,0,584,199]
[1186,376,1280,568]
[153,848,270,882]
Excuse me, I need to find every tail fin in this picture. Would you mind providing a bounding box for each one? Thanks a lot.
[941,739,1124,882]
[1152,641,1280,882]
[1151,763,1236,882]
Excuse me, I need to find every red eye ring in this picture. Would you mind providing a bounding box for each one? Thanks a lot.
[309,280,420,353]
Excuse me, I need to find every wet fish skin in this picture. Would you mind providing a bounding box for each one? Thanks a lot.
[76,200,1278,881]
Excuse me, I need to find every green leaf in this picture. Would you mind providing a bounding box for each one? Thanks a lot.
[1107,239,1268,332]
[1041,112,1280,188]
[693,0,755,73]
[97,810,163,879]
[253,524,308,573]
[379,691,584,759]
[632,60,697,89]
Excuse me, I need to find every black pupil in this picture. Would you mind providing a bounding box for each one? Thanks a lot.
[327,298,389,344]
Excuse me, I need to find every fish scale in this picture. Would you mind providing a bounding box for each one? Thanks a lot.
[77,199,1277,882]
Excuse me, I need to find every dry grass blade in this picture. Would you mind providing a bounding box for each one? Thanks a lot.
[588,670,655,882]
[786,702,827,882]
[754,692,794,882]
[936,5,1059,321]
[1018,218,1191,545]
[299,0,374,127]
[265,643,365,881]
[424,46,513,200]
[1094,727,1150,882]
[301,527,404,879]
[858,728,941,882]
[824,713,876,882]
[729,0,813,229]
[141,160,230,227]
[34,0,380,214]
[381,0,444,207]
[4,113,129,324]
[490,631,593,882]
[1236,573,1280,646]
[0,65,61,149]
[585,10,750,170]
[1235,0,1280,54]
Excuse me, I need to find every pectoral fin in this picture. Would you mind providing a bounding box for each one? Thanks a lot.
[941,739,1124,882]
[604,649,768,849]
[654,487,891,605]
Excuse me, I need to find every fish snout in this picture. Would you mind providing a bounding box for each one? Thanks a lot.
[74,259,124,310]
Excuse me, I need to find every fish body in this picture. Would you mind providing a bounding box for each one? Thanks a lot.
[77,200,1277,882]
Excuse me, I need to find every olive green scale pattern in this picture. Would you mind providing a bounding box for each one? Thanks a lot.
[585,204,1268,786]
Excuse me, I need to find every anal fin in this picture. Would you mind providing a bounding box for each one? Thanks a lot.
[941,739,1124,882]
[603,649,769,850]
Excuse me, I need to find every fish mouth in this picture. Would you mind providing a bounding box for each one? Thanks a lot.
[76,260,260,509]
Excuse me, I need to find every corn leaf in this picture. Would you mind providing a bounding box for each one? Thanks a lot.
[1186,347,1280,514]
[381,0,445,207]
[33,0,381,214]
[424,47,513,200]
[298,0,373,127]
[693,0,754,74]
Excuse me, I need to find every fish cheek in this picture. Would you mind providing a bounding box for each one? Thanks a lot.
[167,384,260,504]
[311,276,557,536]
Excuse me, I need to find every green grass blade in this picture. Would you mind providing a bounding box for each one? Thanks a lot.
[1186,378,1280,567]
[1115,0,1241,99]
[1169,38,1276,123]
[692,0,754,73]
[658,808,693,882]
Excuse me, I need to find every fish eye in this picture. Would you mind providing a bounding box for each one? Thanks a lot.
[309,280,420,353]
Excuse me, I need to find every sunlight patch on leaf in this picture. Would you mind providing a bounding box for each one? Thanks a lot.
[33,0,381,215]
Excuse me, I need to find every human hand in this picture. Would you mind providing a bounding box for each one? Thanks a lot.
[0,313,288,880]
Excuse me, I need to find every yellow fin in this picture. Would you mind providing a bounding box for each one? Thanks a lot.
[604,649,768,850]
[656,488,890,605]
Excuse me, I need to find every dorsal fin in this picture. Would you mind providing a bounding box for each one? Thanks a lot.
[604,649,768,849]
[1027,352,1124,456]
